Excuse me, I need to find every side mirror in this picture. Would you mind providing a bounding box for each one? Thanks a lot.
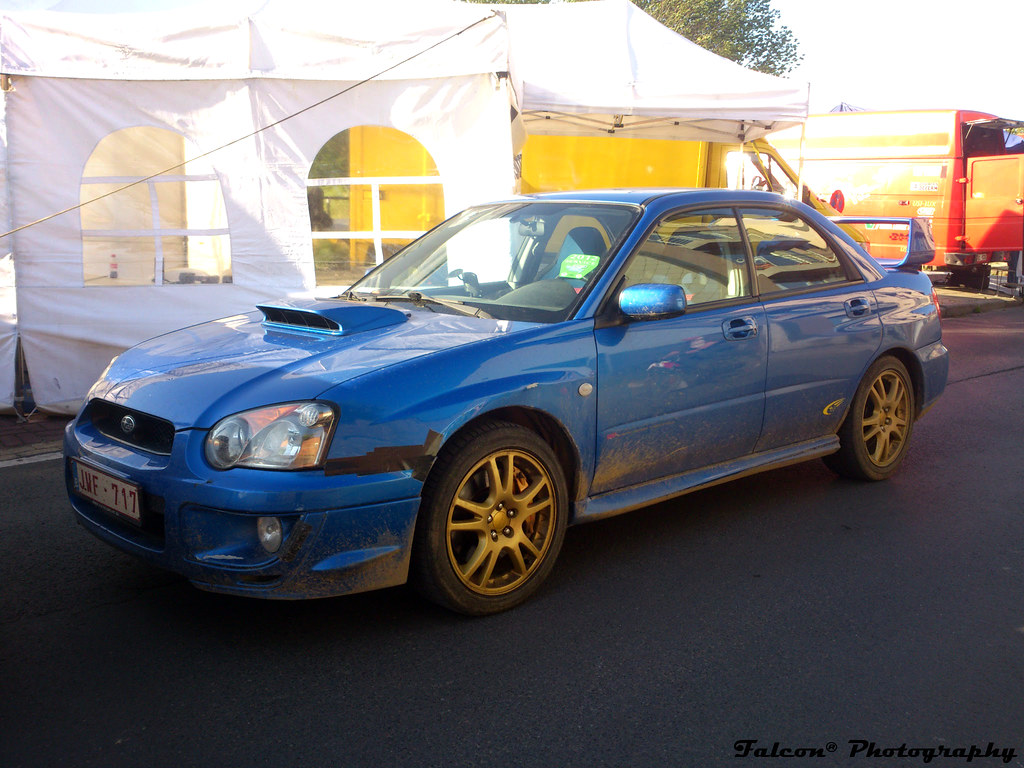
[618,283,687,320]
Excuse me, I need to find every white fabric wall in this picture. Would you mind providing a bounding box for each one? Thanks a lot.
[0,90,15,412]
[8,73,515,413]
[0,260,14,411]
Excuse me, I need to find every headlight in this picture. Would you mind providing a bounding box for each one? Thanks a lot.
[205,402,336,470]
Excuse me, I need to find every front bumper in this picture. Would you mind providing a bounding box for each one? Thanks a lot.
[63,416,423,599]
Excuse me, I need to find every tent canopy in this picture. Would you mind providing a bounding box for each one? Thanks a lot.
[0,0,506,80]
[500,0,808,142]
[0,0,810,140]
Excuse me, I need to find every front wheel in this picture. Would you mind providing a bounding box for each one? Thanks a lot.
[411,421,568,615]
[824,356,915,481]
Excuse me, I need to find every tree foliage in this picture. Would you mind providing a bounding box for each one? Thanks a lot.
[632,0,800,75]
[462,0,801,76]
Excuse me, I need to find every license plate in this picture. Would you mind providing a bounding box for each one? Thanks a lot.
[73,460,142,525]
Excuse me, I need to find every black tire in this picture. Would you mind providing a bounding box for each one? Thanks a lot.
[959,265,990,292]
[824,356,916,482]
[411,421,568,615]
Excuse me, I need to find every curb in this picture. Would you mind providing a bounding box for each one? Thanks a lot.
[0,414,69,466]
[0,448,63,468]
[934,287,1021,318]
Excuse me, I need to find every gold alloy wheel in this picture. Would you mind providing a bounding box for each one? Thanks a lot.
[861,369,911,467]
[446,448,557,596]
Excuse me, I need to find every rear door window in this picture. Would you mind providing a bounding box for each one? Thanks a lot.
[738,208,854,294]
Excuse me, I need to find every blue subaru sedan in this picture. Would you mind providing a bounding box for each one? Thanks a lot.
[64,190,948,614]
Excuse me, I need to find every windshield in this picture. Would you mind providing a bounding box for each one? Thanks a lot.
[346,201,640,323]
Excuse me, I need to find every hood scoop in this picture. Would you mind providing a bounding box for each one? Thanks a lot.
[257,299,409,336]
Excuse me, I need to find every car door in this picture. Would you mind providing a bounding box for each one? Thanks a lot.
[737,206,883,452]
[964,155,1024,252]
[592,208,767,495]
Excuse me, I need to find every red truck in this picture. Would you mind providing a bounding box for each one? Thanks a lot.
[772,110,1024,289]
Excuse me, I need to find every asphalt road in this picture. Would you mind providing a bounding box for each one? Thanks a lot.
[2,306,1023,768]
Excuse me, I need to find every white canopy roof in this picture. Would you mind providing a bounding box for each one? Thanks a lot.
[500,0,809,142]
[0,0,808,134]
[0,0,507,80]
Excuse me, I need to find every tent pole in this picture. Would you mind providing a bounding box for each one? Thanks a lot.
[737,140,744,189]
[737,122,745,190]
[797,82,810,204]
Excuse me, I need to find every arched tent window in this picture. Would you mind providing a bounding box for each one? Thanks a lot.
[307,126,444,286]
[80,127,231,286]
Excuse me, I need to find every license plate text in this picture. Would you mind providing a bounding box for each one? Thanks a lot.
[74,461,142,524]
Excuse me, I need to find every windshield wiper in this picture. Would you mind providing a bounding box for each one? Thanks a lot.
[373,292,493,319]
[338,289,368,301]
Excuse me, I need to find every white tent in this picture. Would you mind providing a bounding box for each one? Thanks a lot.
[0,0,513,413]
[0,0,808,414]
[500,0,809,142]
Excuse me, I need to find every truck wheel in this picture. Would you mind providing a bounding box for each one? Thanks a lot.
[411,421,568,615]
[824,356,915,482]
[960,265,990,291]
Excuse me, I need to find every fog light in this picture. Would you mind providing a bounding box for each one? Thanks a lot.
[257,517,283,554]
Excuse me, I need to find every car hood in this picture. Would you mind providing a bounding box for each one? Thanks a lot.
[89,298,530,429]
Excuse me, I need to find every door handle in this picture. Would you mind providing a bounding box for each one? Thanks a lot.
[845,297,872,318]
[722,316,758,340]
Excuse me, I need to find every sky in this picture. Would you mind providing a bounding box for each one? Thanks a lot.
[771,0,1024,119]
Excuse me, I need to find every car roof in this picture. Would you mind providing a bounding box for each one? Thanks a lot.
[503,188,796,208]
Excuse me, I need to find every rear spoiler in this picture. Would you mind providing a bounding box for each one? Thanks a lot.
[831,216,935,270]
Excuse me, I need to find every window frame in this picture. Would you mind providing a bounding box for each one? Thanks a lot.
[80,127,232,287]
[306,126,445,288]
[306,175,446,262]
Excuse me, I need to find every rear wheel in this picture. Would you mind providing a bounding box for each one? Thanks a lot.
[824,356,915,481]
[411,421,568,615]
[953,265,990,291]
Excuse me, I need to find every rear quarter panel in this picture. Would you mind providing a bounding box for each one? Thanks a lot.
[871,270,948,412]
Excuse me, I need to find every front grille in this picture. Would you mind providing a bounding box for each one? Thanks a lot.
[85,399,176,455]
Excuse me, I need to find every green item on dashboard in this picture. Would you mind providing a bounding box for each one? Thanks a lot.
[558,253,601,279]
